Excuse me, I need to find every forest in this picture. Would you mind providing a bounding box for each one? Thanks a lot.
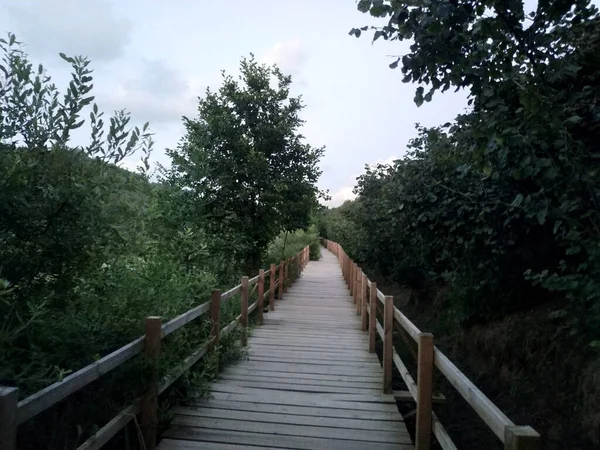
[0,34,323,448]
[319,1,599,449]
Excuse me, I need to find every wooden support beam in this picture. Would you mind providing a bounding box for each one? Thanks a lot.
[210,289,221,364]
[140,316,161,450]
[283,260,289,293]
[383,296,393,394]
[361,273,368,331]
[241,276,249,346]
[356,268,362,315]
[505,426,541,450]
[278,261,284,300]
[416,333,434,450]
[257,270,265,325]
[269,263,276,311]
[0,386,18,450]
[369,281,377,353]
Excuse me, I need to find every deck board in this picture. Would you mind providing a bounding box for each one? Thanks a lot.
[159,249,414,449]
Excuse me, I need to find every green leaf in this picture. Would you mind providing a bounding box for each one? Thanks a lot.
[553,220,562,234]
[536,210,547,225]
[511,194,523,208]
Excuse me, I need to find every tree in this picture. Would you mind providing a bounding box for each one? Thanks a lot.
[350,0,598,104]
[166,56,325,274]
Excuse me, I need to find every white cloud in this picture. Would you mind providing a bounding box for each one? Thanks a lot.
[260,38,308,80]
[6,0,132,62]
[326,186,357,207]
[100,59,204,125]
[322,155,399,207]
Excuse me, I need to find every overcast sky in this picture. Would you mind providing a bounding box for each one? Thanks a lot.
[0,0,471,205]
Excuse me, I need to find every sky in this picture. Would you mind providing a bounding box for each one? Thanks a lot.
[0,0,471,206]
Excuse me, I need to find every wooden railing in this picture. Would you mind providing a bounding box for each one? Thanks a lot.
[323,239,541,450]
[0,246,311,450]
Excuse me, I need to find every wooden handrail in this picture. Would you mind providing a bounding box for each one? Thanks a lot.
[322,239,540,450]
[1,246,310,450]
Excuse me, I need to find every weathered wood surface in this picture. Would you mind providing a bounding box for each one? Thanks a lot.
[160,249,413,449]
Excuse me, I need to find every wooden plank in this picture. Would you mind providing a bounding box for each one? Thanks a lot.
[158,343,209,395]
[141,316,161,450]
[221,284,241,302]
[231,362,381,377]
[163,426,412,450]
[160,439,285,450]
[207,385,396,405]
[434,348,514,441]
[394,305,421,342]
[0,387,18,450]
[245,357,381,369]
[171,405,402,430]
[170,415,409,444]
[361,273,368,330]
[188,399,403,420]
[247,348,378,362]
[240,276,249,346]
[257,269,264,325]
[369,281,377,352]
[278,260,284,299]
[76,403,138,450]
[204,391,399,412]
[221,368,382,383]
[219,374,382,389]
[432,412,459,450]
[213,380,378,395]
[17,336,144,424]
[416,333,434,450]
[270,263,276,310]
[504,426,541,450]
[159,439,288,450]
[383,296,393,394]
[162,301,210,337]
[210,289,220,358]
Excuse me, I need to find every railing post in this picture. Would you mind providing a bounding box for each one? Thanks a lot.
[257,270,265,325]
[383,296,393,394]
[141,316,162,450]
[369,282,377,353]
[284,259,289,292]
[270,263,276,311]
[278,261,284,300]
[241,276,249,346]
[361,273,368,331]
[505,426,541,450]
[210,289,221,364]
[356,268,362,315]
[0,386,18,450]
[353,265,358,305]
[416,333,434,450]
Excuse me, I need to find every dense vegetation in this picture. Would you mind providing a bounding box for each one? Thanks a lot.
[319,1,599,448]
[0,34,322,448]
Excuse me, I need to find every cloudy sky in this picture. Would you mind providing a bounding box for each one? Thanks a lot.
[0,0,470,205]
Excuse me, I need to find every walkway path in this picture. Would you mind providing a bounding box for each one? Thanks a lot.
[158,249,413,449]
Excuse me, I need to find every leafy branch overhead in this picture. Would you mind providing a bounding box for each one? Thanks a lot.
[351,0,598,104]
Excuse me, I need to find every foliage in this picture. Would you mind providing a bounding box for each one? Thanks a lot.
[266,225,322,265]
[1,33,325,449]
[164,56,325,274]
[329,3,600,336]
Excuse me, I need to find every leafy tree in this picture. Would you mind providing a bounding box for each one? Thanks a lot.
[165,56,325,274]
[350,0,598,103]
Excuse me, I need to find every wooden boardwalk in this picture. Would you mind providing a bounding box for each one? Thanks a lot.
[159,249,413,450]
